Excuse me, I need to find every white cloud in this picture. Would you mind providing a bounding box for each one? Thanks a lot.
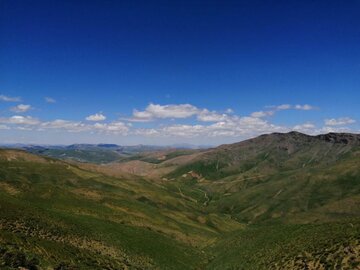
[320,126,353,133]
[41,119,87,132]
[133,128,159,136]
[276,104,292,110]
[197,109,229,122]
[39,119,129,135]
[250,110,274,118]
[10,104,32,113]
[86,113,106,121]
[2,101,357,144]
[267,104,316,112]
[93,122,129,134]
[161,124,207,137]
[294,104,315,111]
[324,117,356,126]
[129,103,237,123]
[0,114,129,135]
[130,103,199,121]
[130,110,154,122]
[293,123,316,134]
[129,102,317,124]
[0,115,40,125]
[293,123,316,129]
[136,115,288,139]
[0,94,21,102]
[45,97,56,103]
[256,104,317,120]
[122,102,324,139]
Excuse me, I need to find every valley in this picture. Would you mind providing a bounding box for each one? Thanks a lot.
[1,132,360,269]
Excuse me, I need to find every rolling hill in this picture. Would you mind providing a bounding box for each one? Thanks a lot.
[1,132,360,269]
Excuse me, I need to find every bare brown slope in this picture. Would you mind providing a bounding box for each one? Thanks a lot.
[0,149,49,163]
[77,150,205,179]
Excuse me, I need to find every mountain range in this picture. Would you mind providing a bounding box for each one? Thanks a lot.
[0,132,359,269]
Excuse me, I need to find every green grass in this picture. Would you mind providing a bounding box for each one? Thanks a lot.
[0,150,238,269]
[207,221,360,269]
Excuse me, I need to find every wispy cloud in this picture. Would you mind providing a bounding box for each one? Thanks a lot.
[129,103,234,123]
[197,109,229,122]
[294,104,316,111]
[325,117,356,126]
[320,126,353,133]
[133,113,289,138]
[267,104,317,112]
[275,104,292,110]
[41,119,87,131]
[253,104,317,119]
[293,122,316,134]
[0,101,357,143]
[0,94,21,102]
[86,113,106,121]
[130,103,199,122]
[250,111,274,118]
[0,115,40,125]
[93,122,129,134]
[10,104,32,113]
[45,97,56,103]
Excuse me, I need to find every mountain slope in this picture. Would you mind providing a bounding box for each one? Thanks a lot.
[164,132,360,224]
[168,132,360,180]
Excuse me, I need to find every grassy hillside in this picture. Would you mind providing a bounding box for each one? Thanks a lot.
[207,221,360,269]
[0,149,239,269]
[168,132,360,180]
[167,132,360,224]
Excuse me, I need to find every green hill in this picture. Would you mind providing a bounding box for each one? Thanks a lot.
[167,132,360,224]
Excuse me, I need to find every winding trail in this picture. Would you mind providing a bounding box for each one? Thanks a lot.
[196,189,210,206]
[177,187,198,203]
[213,174,266,184]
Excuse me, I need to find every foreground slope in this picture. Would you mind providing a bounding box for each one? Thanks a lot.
[0,149,239,269]
[207,222,360,269]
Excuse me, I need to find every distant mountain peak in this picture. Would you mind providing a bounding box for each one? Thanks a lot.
[258,131,360,145]
[316,132,360,144]
[266,131,311,139]
[97,144,120,148]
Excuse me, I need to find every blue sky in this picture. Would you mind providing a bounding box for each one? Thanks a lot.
[0,0,359,145]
